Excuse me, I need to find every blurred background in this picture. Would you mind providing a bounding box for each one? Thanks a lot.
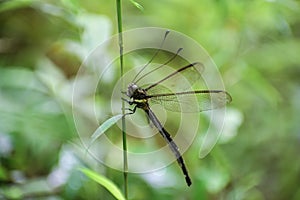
[0,0,300,199]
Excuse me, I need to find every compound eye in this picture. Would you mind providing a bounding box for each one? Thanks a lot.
[127,84,139,97]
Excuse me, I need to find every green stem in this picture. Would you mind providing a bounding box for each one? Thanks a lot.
[116,0,128,199]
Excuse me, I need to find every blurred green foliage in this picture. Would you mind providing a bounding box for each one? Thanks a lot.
[0,0,300,199]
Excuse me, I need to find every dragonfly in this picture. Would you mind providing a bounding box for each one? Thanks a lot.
[122,31,232,186]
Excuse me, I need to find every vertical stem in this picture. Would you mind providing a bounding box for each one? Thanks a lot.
[116,0,128,199]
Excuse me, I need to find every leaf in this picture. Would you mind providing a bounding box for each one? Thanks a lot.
[0,0,34,12]
[61,0,80,12]
[88,114,123,149]
[90,114,123,141]
[129,0,144,11]
[79,168,126,200]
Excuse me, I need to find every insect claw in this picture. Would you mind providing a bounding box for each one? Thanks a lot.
[124,112,133,116]
[121,97,130,103]
[121,91,127,96]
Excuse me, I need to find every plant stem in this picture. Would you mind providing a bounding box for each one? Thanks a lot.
[116,0,128,199]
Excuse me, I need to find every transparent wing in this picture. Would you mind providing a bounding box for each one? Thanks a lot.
[145,62,204,94]
[148,90,232,113]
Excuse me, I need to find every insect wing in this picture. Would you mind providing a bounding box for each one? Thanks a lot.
[145,62,204,93]
[148,90,232,113]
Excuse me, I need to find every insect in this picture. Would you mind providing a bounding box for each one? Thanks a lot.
[122,31,232,186]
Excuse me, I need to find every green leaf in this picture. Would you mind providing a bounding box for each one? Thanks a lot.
[90,114,123,143]
[0,0,34,12]
[84,114,124,166]
[2,186,23,199]
[61,0,80,12]
[79,168,126,200]
[129,0,144,11]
